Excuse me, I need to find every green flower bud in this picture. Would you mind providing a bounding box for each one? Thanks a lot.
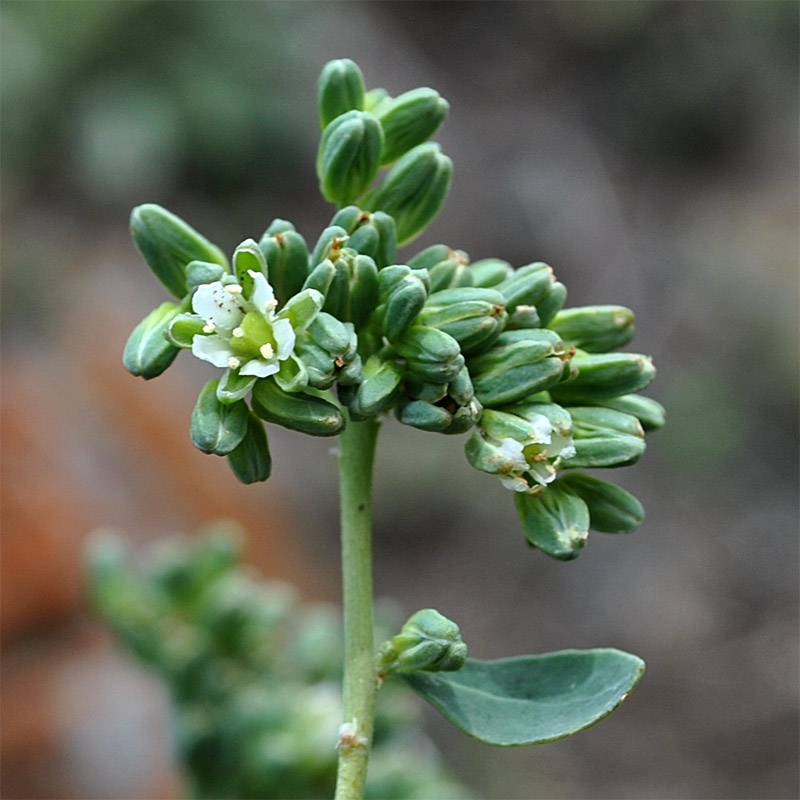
[566,406,646,468]
[420,287,508,355]
[377,264,413,300]
[123,301,182,379]
[257,229,310,308]
[376,87,449,165]
[318,58,365,129]
[308,311,354,358]
[317,110,384,206]
[536,281,567,327]
[407,244,456,271]
[515,482,589,560]
[226,412,272,484]
[349,355,404,416]
[345,219,380,257]
[396,396,480,435]
[329,205,367,233]
[251,379,346,436]
[505,304,541,330]
[364,142,452,245]
[190,379,249,455]
[549,352,656,403]
[349,254,380,330]
[427,256,474,292]
[383,274,429,342]
[394,325,464,384]
[321,257,350,320]
[469,257,514,288]
[301,259,337,299]
[387,609,467,674]
[185,260,226,293]
[130,204,228,299]
[369,211,398,269]
[364,87,391,113]
[558,473,644,534]
[549,305,635,353]
[591,393,666,431]
[494,262,555,312]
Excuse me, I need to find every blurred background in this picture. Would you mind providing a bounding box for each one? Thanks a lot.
[1,1,797,798]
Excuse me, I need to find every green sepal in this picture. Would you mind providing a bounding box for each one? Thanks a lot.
[345,221,380,258]
[166,313,205,348]
[276,288,324,333]
[122,302,182,379]
[308,312,355,358]
[494,262,555,312]
[318,58,365,129]
[329,205,367,233]
[558,473,644,533]
[565,406,646,468]
[185,260,226,293]
[469,258,513,288]
[401,650,645,745]
[130,204,228,299]
[369,211,397,269]
[259,229,310,308]
[226,412,272,484]
[549,305,635,353]
[216,369,258,404]
[395,399,451,433]
[464,430,521,476]
[394,325,464,384]
[190,379,249,455]
[473,357,567,407]
[310,226,348,270]
[302,259,337,299]
[506,304,542,330]
[232,238,267,298]
[515,482,589,560]
[376,87,449,165]
[350,355,404,416]
[251,379,345,436]
[316,110,384,206]
[549,353,656,403]
[590,393,666,431]
[349,254,379,331]
[364,87,391,113]
[536,281,567,327]
[363,142,453,245]
[273,353,309,394]
[377,264,412,301]
[262,218,296,236]
[408,244,455,271]
[321,257,350,320]
[427,256,474,292]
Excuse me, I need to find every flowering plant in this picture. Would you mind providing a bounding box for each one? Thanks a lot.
[122,58,663,799]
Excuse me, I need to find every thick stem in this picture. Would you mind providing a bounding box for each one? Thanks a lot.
[334,416,380,800]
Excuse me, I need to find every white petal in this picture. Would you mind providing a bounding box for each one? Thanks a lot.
[551,434,576,460]
[240,359,280,378]
[527,413,553,444]
[249,270,277,314]
[192,334,234,368]
[192,282,245,329]
[272,317,296,360]
[497,438,529,472]
[500,476,530,492]
[530,463,557,486]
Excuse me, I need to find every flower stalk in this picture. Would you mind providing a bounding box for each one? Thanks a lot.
[334,416,380,800]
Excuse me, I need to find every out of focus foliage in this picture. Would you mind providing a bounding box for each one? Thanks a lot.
[86,524,469,800]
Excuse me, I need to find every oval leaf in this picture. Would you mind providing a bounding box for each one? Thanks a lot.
[401,650,644,746]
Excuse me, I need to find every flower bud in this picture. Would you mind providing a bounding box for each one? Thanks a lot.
[262,218,296,236]
[515,482,589,560]
[348,355,404,416]
[591,393,666,431]
[383,274,428,342]
[130,204,228,299]
[226,412,272,484]
[387,609,467,674]
[394,325,464,384]
[549,305,635,353]
[317,110,384,206]
[329,205,367,233]
[123,302,182,379]
[558,473,644,534]
[317,58,365,129]
[566,406,646,468]
[301,259,337,299]
[494,262,554,312]
[190,379,249,455]
[258,229,310,308]
[536,281,567,327]
[251,378,345,436]
[310,225,348,269]
[364,87,391,114]
[407,243,455,271]
[376,87,449,165]
[348,254,379,331]
[469,257,514,288]
[506,304,541,330]
[364,142,452,245]
[396,396,480,435]
[549,352,656,403]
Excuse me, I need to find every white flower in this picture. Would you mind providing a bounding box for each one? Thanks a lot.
[191,271,296,378]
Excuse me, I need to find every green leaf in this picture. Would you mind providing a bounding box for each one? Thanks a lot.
[401,650,645,746]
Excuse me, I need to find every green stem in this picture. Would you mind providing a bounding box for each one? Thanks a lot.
[334,416,380,800]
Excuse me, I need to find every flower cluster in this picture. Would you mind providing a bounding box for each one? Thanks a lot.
[123,59,662,560]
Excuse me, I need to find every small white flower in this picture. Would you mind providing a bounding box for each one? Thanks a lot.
[191,270,297,378]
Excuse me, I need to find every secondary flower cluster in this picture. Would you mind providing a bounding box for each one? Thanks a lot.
[123,59,662,560]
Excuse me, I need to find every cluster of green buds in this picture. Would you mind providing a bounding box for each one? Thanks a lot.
[86,527,469,800]
[123,58,662,560]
